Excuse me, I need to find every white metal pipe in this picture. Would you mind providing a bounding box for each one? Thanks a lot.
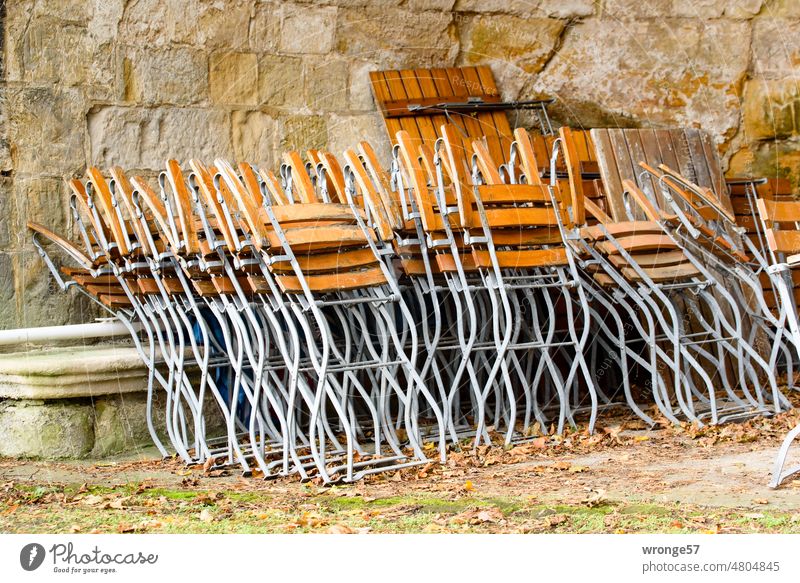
[0,319,138,347]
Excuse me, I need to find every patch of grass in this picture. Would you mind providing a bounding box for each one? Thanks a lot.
[3,480,800,534]
[618,504,671,516]
[140,488,200,501]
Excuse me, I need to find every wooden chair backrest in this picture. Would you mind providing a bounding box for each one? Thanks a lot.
[370,66,513,166]
[87,167,131,256]
[188,159,240,252]
[590,128,733,223]
[357,140,403,231]
[163,160,200,255]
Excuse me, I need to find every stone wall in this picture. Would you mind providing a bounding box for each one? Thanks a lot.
[1,0,799,329]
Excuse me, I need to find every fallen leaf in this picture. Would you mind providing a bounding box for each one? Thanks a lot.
[753,499,769,505]
[79,494,105,507]
[199,509,214,522]
[108,497,129,510]
[531,437,547,449]
[475,507,505,524]
[327,524,354,534]
[583,488,607,507]
[464,480,475,492]
[1,504,19,515]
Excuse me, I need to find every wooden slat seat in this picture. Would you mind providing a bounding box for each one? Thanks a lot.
[275,266,388,293]
[596,234,679,256]
[607,249,688,269]
[264,203,366,225]
[270,248,380,274]
[435,253,478,273]
[472,247,568,269]
[264,224,376,253]
[28,222,98,270]
[620,262,702,283]
[581,221,665,241]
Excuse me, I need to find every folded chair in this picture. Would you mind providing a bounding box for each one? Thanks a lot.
[635,162,787,413]
[30,168,210,464]
[751,192,800,486]
[231,150,447,482]
[585,128,786,421]
[556,127,783,425]
[466,127,601,439]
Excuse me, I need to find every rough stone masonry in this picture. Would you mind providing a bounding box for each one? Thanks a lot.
[1,0,799,330]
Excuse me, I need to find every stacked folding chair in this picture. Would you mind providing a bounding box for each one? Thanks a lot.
[25,65,800,486]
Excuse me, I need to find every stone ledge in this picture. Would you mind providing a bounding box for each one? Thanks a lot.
[0,343,162,458]
[0,345,148,399]
[0,343,224,459]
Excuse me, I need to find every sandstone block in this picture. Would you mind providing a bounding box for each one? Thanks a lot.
[0,254,16,329]
[454,0,593,17]
[119,0,254,49]
[349,60,379,111]
[210,52,259,106]
[742,80,799,141]
[12,248,91,328]
[88,0,125,44]
[458,15,565,74]
[327,113,388,162]
[279,4,337,54]
[91,393,165,457]
[31,0,92,21]
[18,18,93,85]
[336,6,456,65]
[15,177,67,237]
[407,0,456,10]
[765,0,800,18]
[306,58,349,111]
[232,110,277,167]
[278,115,327,152]
[728,140,800,190]
[258,55,305,108]
[532,18,750,141]
[0,399,94,458]
[753,19,800,79]
[87,106,233,170]
[0,179,12,249]
[122,46,208,105]
[6,87,86,176]
[249,2,281,53]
